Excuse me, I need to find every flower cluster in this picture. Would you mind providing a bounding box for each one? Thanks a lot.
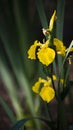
[32,76,56,103]
[27,11,73,103]
[28,40,55,66]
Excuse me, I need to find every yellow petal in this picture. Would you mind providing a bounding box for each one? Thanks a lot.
[28,40,41,59]
[32,78,42,93]
[66,47,73,53]
[32,77,47,93]
[32,82,40,93]
[39,86,55,103]
[49,10,56,31]
[47,75,56,85]
[37,47,55,66]
[54,38,66,55]
[52,75,57,80]
[70,47,73,52]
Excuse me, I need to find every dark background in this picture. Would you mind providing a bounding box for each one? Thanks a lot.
[0,0,73,130]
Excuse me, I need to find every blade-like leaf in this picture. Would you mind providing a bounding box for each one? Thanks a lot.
[0,96,16,123]
[61,81,73,100]
[11,117,56,130]
[35,0,48,28]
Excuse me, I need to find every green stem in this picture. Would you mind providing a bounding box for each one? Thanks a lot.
[56,0,65,99]
[57,101,68,130]
[56,0,65,97]
[56,1,68,130]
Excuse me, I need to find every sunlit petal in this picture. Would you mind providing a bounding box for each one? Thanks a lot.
[37,47,55,66]
[54,38,66,55]
[39,86,55,103]
[28,40,41,59]
[49,10,56,31]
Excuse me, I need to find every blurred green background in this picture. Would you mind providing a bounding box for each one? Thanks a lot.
[0,0,73,130]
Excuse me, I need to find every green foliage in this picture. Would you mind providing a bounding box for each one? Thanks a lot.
[0,0,41,130]
[0,0,73,130]
[0,96,16,123]
[11,117,56,130]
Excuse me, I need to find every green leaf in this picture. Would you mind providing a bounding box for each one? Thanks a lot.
[0,96,16,123]
[11,117,56,130]
[35,0,48,28]
[61,81,73,100]
[56,0,65,40]
[63,40,73,64]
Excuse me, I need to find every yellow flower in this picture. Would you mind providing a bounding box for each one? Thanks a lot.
[28,40,41,59]
[32,77,55,103]
[28,40,55,66]
[70,47,73,52]
[66,47,73,53]
[39,86,55,103]
[32,78,43,94]
[54,38,66,55]
[49,10,56,31]
[53,38,73,58]
[37,47,55,66]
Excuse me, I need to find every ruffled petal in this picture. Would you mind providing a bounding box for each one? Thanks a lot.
[39,86,55,103]
[28,40,41,59]
[54,38,66,55]
[32,77,45,93]
[37,47,55,66]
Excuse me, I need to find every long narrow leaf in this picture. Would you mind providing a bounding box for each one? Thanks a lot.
[35,0,48,28]
[0,60,24,118]
[0,1,41,130]
[11,117,56,130]
[0,96,16,123]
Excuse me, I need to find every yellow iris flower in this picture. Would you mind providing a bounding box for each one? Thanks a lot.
[27,10,73,66]
[37,46,55,66]
[54,38,73,56]
[32,73,67,103]
[32,76,56,103]
[54,38,66,55]
[28,40,55,66]
[28,40,41,59]
[39,86,55,103]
